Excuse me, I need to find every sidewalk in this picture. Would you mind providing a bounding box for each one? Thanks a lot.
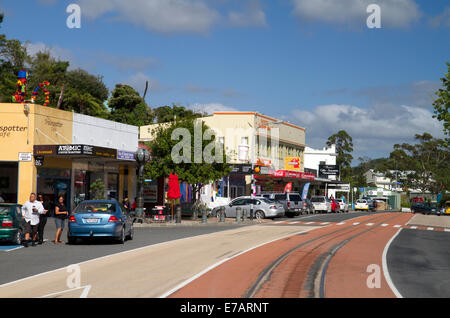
[407,214,450,229]
[132,217,272,227]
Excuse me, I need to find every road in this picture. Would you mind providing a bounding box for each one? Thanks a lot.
[0,211,448,298]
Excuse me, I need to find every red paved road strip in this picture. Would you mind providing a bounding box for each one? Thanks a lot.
[169,213,407,298]
[325,213,413,298]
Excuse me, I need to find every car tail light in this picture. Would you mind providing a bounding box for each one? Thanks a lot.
[287,202,291,208]
[69,216,76,223]
[108,216,119,223]
[1,220,13,227]
[303,203,307,207]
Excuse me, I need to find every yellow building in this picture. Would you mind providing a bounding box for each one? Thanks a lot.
[0,103,138,209]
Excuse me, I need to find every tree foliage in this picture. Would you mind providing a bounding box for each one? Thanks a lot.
[108,84,153,126]
[378,133,449,196]
[144,118,231,201]
[326,130,354,179]
[432,62,450,143]
[153,104,204,123]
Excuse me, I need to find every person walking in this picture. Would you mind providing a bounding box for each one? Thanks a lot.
[22,193,45,247]
[37,194,51,245]
[54,195,69,244]
[122,197,131,213]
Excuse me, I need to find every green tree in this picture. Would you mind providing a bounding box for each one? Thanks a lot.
[61,68,109,118]
[153,104,204,123]
[326,130,354,179]
[27,50,69,108]
[89,178,106,200]
[108,84,153,126]
[144,118,231,202]
[432,62,450,143]
[379,133,449,197]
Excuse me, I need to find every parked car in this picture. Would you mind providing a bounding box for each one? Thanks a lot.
[362,197,376,211]
[68,200,134,244]
[310,196,331,213]
[262,193,303,218]
[0,204,24,245]
[355,199,369,211]
[411,202,440,215]
[335,199,349,212]
[212,196,284,219]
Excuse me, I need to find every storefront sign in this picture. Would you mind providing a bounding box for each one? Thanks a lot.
[319,165,340,177]
[57,144,84,155]
[327,183,350,191]
[230,164,253,175]
[284,157,301,171]
[0,125,27,138]
[257,158,272,167]
[270,170,315,180]
[34,144,117,159]
[117,150,136,161]
[18,152,33,162]
[92,146,116,158]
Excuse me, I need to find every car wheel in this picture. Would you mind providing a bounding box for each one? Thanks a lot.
[255,211,265,220]
[126,226,134,240]
[117,228,125,244]
[14,229,22,245]
[67,235,77,245]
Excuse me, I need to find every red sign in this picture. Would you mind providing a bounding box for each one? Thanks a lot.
[266,170,315,181]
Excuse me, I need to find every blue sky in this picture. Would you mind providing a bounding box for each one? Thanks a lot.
[1,0,449,161]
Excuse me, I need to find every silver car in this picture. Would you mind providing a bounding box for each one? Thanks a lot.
[213,196,285,219]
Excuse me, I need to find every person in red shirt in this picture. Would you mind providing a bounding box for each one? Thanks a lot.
[131,197,137,211]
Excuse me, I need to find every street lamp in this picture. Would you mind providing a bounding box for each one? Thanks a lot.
[134,148,150,220]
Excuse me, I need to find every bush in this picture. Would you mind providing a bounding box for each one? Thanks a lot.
[90,178,106,200]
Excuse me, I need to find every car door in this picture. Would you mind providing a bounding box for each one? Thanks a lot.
[118,205,129,233]
[227,199,244,217]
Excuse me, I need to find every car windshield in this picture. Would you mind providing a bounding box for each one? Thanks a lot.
[258,198,274,204]
[289,194,302,201]
[357,200,367,203]
[74,202,117,214]
[311,197,325,202]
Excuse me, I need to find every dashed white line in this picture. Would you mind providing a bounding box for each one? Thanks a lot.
[393,225,401,228]
[305,222,314,225]
[320,222,330,225]
[427,227,434,231]
[366,223,374,226]
[289,222,300,225]
[381,224,389,227]
[352,222,360,226]
[336,222,345,225]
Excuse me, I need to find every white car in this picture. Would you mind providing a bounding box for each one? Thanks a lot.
[355,199,369,211]
[335,199,349,212]
[310,196,332,213]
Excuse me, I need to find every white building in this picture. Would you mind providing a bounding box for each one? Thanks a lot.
[304,145,337,180]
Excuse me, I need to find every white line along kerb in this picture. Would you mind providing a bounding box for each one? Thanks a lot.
[382,228,403,298]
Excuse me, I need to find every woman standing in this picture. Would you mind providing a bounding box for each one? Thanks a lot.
[54,195,69,244]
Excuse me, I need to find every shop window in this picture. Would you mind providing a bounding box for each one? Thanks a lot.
[0,162,18,203]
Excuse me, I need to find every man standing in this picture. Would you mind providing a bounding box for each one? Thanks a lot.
[37,194,50,245]
[22,193,45,247]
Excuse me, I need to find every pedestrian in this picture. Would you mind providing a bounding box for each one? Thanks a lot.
[131,197,137,211]
[54,195,69,244]
[21,193,45,247]
[123,197,131,213]
[37,194,51,245]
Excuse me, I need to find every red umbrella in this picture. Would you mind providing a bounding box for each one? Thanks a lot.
[167,173,181,221]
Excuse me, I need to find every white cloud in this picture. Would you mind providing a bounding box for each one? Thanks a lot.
[291,103,444,158]
[429,6,450,28]
[291,0,421,28]
[228,0,267,28]
[25,42,73,62]
[77,0,220,34]
[189,102,238,114]
[124,72,166,96]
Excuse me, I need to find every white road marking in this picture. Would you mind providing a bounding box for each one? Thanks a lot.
[381,224,389,227]
[289,222,300,224]
[4,246,24,252]
[273,221,284,224]
[320,222,329,225]
[382,229,403,298]
[366,223,374,226]
[393,225,401,228]
[305,222,314,225]
[427,227,434,231]
[39,285,91,298]
[352,222,360,226]
[410,226,417,229]
[336,222,345,225]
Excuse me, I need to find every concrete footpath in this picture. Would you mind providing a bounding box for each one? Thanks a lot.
[0,224,318,298]
[407,214,450,229]
[133,217,270,227]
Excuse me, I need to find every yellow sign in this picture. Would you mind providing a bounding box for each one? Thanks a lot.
[284,157,301,171]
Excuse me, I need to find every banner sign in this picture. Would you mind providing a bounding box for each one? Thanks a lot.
[34,144,117,159]
[117,150,136,161]
[302,182,311,200]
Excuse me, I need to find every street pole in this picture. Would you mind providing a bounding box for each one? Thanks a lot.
[134,148,150,222]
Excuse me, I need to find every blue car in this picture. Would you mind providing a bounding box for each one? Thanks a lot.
[68,200,134,244]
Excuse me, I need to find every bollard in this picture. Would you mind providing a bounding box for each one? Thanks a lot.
[176,205,182,224]
[219,206,225,223]
[236,207,242,223]
[243,208,248,222]
[250,204,254,221]
[202,208,207,224]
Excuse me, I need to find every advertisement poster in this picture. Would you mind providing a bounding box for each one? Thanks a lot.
[143,183,158,203]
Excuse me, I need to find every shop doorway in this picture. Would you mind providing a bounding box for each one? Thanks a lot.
[36,168,71,211]
[0,162,18,203]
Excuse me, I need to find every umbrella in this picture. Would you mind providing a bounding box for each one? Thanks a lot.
[167,173,181,221]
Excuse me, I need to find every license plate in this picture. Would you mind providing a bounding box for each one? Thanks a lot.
[85,218,99,224]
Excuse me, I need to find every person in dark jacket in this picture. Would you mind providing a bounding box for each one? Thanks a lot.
[54,195,69,244]
[37,194,51,244]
